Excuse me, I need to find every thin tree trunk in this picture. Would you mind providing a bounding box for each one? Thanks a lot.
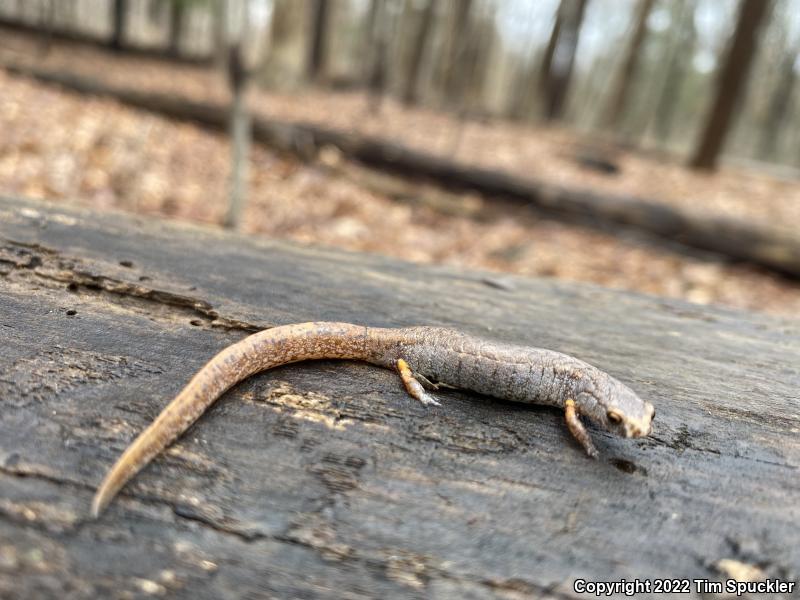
[604,0,654,130]
[362,0,380,80]
[363,0,387,114]
[757,43,798,160]
[447,8,494,155]
[506,3,548,120]
[226,89,251,230]
[506,58,531,119]
[401,0,435,105]
[38,0,55,54]
[211,0,227,67]
[539,2,564,93]
[306,0,330,81]
[651,0,696,144]
[168,0,185,57]
[442,0,473,108]
[225,42,251,230]
[461,11,494,114]
[689,0,771,170]
[110,0,127,51]
[59,0,77,30]
[540,0,587,122]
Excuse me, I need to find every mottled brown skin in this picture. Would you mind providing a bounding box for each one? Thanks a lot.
[91,322,655,517]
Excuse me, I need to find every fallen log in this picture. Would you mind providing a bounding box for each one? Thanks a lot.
[5,63,800,280]
[1,195,799,598]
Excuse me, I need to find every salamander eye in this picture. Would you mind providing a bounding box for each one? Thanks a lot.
[606,410,622,424]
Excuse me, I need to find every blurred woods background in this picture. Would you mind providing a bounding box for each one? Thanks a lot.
[2,0,800,315]
[6,0,800,163]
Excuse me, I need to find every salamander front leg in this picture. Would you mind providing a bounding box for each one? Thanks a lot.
[396,359,441,406]
[565,399,599,458]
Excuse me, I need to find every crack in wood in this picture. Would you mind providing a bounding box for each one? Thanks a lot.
[1,238,264,333]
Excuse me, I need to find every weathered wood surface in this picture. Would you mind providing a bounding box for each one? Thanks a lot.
[0,196,798,599]
[6,64,800,280]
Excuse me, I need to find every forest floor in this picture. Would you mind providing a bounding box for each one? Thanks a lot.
[2,27,800,317]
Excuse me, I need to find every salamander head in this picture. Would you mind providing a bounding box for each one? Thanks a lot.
[576,373,655,439]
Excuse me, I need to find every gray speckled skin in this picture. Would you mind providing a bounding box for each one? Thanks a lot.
[367,325,654,439]
[92,321,654,517]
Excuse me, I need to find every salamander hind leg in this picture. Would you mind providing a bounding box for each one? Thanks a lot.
[565,399,599,458]
[396,359,441,406]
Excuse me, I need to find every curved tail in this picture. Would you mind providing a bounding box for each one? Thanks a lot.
[91,322,370,517]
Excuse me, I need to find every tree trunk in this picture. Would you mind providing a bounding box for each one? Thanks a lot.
[225,84,251,230]
[757,42,798,160]
[401,0,435,106]
[506,4,549,120]
[211,0,227,68]
[460,10,494,115]
[538,2,564,93]
[37,0,56,54]
[604,0,654,130]
[224,21,252,231]
[441,0,473,108]
[167,0,186,57]
[110,0,127,51]
[363,0,387,114]
[362,0,380,81]
[540,0,587,121]
[261,0,307,87]
[306,0,330,82]
[689,0,771,170]
[651,0,696,145]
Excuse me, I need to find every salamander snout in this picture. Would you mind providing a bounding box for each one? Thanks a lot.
[614,400,654,438]
[625,404,653,437]
[601,382,655,439]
